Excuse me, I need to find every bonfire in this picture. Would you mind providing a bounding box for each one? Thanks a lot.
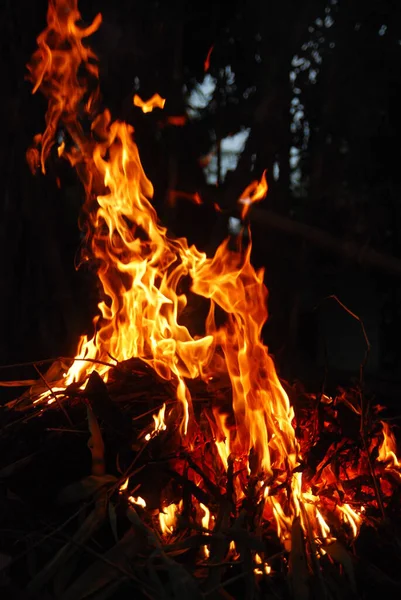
[0,1,400,599]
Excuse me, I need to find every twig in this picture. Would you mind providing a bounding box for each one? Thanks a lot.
[0,357,61,370]
[108,443,150,498]
[107,351,119,364]
[315,295,385,519]
[197,560,243,568]
[0,356,118,371]
[314,295,371,369]
[46,428,86,434]
[0,379,37,387]
[250,207,401,277]
[33,364,73,426]
[131,400,175,421]
[86,403,105,476]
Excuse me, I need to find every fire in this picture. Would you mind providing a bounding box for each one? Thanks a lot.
[254,553,271,576]
[119,477,129,492]
[26,0,102,174]
[200,502,211,558]
[26,0,395,552]
[378,421,400,470]
[144,403,167,440]
[133,93,166,113]
[159,501,182,535]
[129,495,147,509]
[338,504,362,538]
[213,410,231,470]
[238,170,268,219]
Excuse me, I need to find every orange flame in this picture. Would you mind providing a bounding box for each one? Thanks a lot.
[133,93,166,113]
[26,0,102,174]
[28,0,368,547]
[378,421,401,473]
[238,170,268,219]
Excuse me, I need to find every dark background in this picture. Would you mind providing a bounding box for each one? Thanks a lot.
[1,0,401,401]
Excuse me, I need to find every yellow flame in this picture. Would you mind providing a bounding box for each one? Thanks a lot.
[145,403,168,441]
[254,553,271,576]
[128,495,146,508]
[159,501,181,535]
[338,503,361,539]
[57,140,65,157]
[133,93,166,113]
[200,502,211,558]
[119,477,129,492]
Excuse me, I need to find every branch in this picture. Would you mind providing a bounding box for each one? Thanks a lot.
[250,207,401,277]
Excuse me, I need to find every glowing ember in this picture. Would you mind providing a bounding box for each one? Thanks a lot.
[204,45,214,72]
[133,93,166,113]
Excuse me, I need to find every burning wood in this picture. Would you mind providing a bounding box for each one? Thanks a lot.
[0,1,401,598]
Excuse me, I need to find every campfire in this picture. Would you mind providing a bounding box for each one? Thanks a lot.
[1,1,401,598]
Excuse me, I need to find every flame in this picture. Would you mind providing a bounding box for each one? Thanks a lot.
[133,93,166,113]
[338,503,361,538]
[159,502,181,535]
[119,477,129,492]
[229,540,239,560]
[145,403,167,440]
[254,553,271,576]
[129,495,146,508]
[27,0,370,548]
[238,170,268,219]
[213,410,231,470]
[26,0,102,174]
[153,402,167,432]
[378,421,400,470]
[57,140,65,157]
[200,502,211,558]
